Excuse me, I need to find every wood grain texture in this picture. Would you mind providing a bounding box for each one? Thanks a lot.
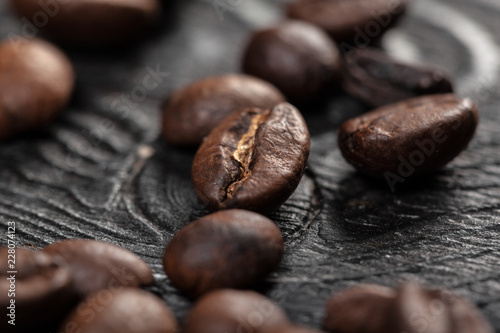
[0,0,499,330]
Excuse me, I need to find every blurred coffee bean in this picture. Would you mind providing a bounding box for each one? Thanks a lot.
[162,74,285,146]
[242,21,342,102]
[324,282,493,333]
[0,247,75,331]
[448,291,495,333]
[337,94,479,185]
[0,39,74,140]
[397,283,451,333]
[396,282,493,333]
[192,103,310,214]
[342,47,453,107]
[9,0,161,47]
[43,239,154,298]
[286,0,407,43]
[163,209,284,297]
[184,289,290,333]
[323,284,396,333]
[59,288,178,333]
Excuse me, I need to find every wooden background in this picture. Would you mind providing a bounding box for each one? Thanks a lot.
[0,0,499,330]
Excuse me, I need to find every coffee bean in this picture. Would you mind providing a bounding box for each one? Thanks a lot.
[337,94,479,182]
[184,289,290,333]
[342,47,454,107]
[323,283,493,333]
[43,239,154,298]
[163,209,284,297]
[448,291,495,333]
[59,288,178,333]
[242,21,342,101]
[10,0,161,47]
[192,102,310,214]
[323,284,396,333]
[0,39,74,140]
[396,282,493,333]
[0,247,75,331]
[286,0,407,43]
[162,74,285,146]
[396,283,450,333]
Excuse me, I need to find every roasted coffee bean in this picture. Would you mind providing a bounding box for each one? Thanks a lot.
[163,209,284,297]
[396,282,494,333]
[338,94,479,183]
[59,288,178,333]
[342,47,454,107]
[43,239,154,298]
[184,289,290,333]
[0,247,75,331]
[0,39,74,140]
[192,102,310,214]
[242,21,342,101]
[323,283,493,333]
[447,292,495,333]
[286,0,407,43]
[162,74,285,146]
[323,284,396,333]
[10,0,161,47]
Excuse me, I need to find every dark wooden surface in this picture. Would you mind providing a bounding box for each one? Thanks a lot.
[0,0,499,330]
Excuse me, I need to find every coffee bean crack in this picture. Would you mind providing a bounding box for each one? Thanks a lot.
[226,110,271,199]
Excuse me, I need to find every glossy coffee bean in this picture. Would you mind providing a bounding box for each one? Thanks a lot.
[43,239,154,298]
[163,209,284,297]
[0,247,75,331]
[396,282,493,333]
[342,47,454,107]
[323,284,396,333]
[10,0,161,47]
[338,94,479,183]
[242,21,342,101]
[286,0,407,43]
[0,39,74,140]
[184,289,290,333]
[192,103,310,214]
[162,74,285,146]
[59,288,178,333]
